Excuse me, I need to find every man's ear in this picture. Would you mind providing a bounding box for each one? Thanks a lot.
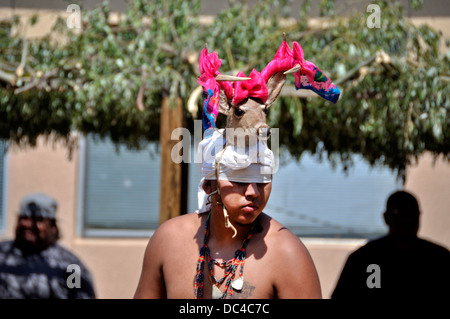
[383,211,391,226]
[202,179,217,194]
[265,72,286,108]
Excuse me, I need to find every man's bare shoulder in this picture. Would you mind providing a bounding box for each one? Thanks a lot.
[259,213,306,248]
[259,213,314,267]
[150,212,205,244]
[258,213,322,298]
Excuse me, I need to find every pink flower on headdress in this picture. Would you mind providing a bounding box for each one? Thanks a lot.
[199,48,221,78]
[232,69,269,105]
[198,47,223,133]
[261,40,294,83]
[198,47,225,94]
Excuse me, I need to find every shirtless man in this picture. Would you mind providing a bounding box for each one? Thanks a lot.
[134,129,321,299]
[134,179,321,299]
[135,39,323,298]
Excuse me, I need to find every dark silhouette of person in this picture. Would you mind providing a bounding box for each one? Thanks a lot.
[0,193,96,298]
[332,190,450,300]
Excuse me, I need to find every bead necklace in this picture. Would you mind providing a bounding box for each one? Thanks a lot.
[194,212,259,299]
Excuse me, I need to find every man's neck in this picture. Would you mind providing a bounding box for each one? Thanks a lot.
[14,239,50,255]
[208,207,254,247]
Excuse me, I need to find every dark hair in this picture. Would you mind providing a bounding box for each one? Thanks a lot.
[386,191,420,215]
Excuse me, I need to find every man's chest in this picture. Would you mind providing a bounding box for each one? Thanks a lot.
[162,249,275,299]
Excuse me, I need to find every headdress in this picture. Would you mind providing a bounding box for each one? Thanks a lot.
[196,36,341,220]
[198,37,340,134]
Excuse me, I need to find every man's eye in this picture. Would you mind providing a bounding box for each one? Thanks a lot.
[233,182,246,187]
[234,108,245,117]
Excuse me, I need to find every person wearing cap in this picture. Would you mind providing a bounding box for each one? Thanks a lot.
[0,193,96,299]
[331,190,450,300]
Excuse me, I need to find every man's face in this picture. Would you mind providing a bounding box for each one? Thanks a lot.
[217,180,272,225]
[15,216,56,252]
[384,209,420,238]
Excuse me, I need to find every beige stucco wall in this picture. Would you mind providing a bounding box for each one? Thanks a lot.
[405,154,450,247]
[0,7,449,299]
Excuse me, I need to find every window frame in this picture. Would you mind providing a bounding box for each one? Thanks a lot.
[76,134,157,238]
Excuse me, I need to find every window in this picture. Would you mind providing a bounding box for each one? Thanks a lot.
[77,135,161,237]
[188,152,401,239]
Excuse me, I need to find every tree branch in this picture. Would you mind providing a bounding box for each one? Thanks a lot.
[334,53,378,86]
[13,78,39,94]
[0,69,16,85]
[15,37,28,77]
[281,86,318,98]
[136,68,148,111]
[13,68,59,94]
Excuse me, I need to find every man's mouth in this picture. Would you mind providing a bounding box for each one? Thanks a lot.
[242,204,259,212]
[19,229,37,241]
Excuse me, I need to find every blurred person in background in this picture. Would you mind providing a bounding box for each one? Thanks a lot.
[332,190,450,300]
[0,193,96,298]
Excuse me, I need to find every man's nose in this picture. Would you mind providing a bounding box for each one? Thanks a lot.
[245,183,260,198]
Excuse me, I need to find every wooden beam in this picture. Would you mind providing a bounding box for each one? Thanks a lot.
[158,96,185,224]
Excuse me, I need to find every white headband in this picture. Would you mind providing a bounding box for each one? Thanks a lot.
[196,129,274,213]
